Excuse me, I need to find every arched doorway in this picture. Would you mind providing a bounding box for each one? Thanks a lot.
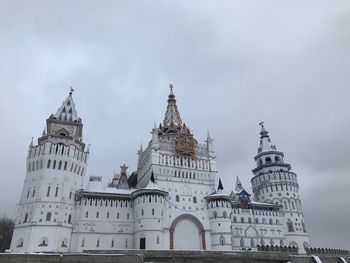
[170,214,206,250]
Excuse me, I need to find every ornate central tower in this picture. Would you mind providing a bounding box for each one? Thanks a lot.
[136,85,218,250]
[251,123,310,253]
[11,90,89,253]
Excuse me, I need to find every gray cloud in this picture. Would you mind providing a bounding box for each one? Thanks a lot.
[0,0,349,249]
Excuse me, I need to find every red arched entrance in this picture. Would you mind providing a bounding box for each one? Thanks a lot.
[169,214,206,250]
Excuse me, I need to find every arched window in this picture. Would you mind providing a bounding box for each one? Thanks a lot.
[175,195,180,202]
[47,159,51,169]
[262,218,266,224]
[46,212,52,221]
[269,218,273,225]
[248,217,252,224]
[260,239,265,246]
[219,235,225,246]
[55,187,59,197]
[81,238,85,247]
[240,238,245,247]
[213,211,218,219]
[23,213,28,223]
[17,239,24,248]
[276,219,280,225]
[142,209,144,216]
[241,217,244,223]
[251,238,255,247]
[193,196,197,203]
[97,239,100,247]
[68,214,72,224]
[233,216,237,223]
[61,239,68,248]
[39,238,48,247]
[255,218,259,224]
[111,239,114,247]
[96,212,99,218]
[157,235,160,244]
[223,211,227,218]
[275,156,280,162]
[152,209,155,216]
[265,157,272,163]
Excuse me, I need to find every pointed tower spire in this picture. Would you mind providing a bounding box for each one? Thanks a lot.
[218,178,224,191]
[162,84,183,134]
[235,176,243,192]
[54,88,79,122]
[258,122,276,153]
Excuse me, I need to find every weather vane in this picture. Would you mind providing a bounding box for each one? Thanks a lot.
[69,87,74,95]
[259,121,265,127]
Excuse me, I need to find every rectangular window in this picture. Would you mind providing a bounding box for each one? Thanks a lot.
[53,160,56,169]
[64,161,67,170]
[27,190,30,198]
[58,161,62,170]
[55,187,59,197]
[32,189,35,197]
[47,160,51,169]
[47,186,51,197]
[287,222,294,232]
[69,192,72,199]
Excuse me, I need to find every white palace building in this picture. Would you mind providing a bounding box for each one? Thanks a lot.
[10,86,311,253]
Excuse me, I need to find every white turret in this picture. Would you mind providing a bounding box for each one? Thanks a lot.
[132,173,167,249]
[11,89,89,253]
[251,122,310,253]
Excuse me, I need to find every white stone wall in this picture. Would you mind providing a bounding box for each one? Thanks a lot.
[11,141,88,253]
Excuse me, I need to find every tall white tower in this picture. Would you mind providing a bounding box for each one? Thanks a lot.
[10,90,89,253]
[250,123,310,253]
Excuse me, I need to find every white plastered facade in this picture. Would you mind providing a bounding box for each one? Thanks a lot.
[11,89,310,254]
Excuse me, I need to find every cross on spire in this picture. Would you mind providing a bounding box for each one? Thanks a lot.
[69,87,74,95]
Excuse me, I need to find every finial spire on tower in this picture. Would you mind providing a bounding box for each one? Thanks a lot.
[162,83,183,134]
[218,178,224,191]
[54,88,79,122]
[257,122,277,153]
[235,176,243,192]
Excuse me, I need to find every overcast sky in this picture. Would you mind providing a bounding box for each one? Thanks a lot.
[0,0,349,250]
